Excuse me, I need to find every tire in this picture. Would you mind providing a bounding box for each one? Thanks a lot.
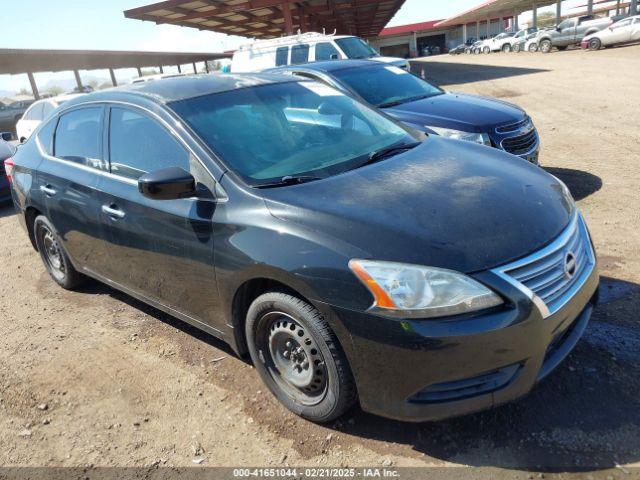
[33,215,85,290]
[589,38,602,51]
[502,44,512,53]
[483,46,490,54]
[528,43,538,52]
[539,39,552,53]
[513,43,521,53]
[245,292,357,423]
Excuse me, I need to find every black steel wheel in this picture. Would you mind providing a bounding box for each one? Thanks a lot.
[33,215,85,289]
[245,292,356,422]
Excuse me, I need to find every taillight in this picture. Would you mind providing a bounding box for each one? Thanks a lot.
[4,159,14,183]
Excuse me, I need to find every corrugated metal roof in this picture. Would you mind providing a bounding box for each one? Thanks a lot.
[436,0,560,27]
[124,0,407,39]
[378,19,445,37]
[0,49,231,75]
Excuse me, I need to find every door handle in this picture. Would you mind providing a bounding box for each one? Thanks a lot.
[40,185,57,196]
[101,204,125,219]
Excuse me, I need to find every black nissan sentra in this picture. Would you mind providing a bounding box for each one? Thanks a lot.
[5,74,598,422]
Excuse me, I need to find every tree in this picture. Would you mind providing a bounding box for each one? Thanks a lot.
[536,11,557,28]
[17,88,31,96]
[46,86,65,96]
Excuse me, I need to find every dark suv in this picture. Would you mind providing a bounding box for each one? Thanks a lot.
[269,60,540,164]
[6,75,598,423]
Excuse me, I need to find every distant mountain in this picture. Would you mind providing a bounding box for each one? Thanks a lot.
[41,75,113,93]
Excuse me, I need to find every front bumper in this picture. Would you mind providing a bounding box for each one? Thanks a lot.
[325,255,598,422]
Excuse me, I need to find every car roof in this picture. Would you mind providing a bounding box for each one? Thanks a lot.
[61,72,297,108]
[272,59,382,74]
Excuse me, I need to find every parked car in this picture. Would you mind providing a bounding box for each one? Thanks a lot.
[269,60,540,164]
[510,28,538,51]
[0,99,34,132]
[537,15,615,53]
[581,14,640,50]
[514,31,540,52]
[0,137,15,202]
[465,40,483,54]
[450,39,476,55]
[6,74,598,423]
[16,94,83,142]
[231,32,409,72]
[131,73,186,84]
[480,32,517,53]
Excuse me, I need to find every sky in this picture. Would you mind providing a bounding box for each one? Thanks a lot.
[0,0,576,94]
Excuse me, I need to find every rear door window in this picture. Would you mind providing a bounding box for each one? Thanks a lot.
[108,107,190,180]
[275,46,289,66]
[291,44,310,65]
[54,107,104,169]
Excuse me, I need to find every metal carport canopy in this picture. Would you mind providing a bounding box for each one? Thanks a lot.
[0,48,231,75]
[435,0,560,27]
[124,0,408,39]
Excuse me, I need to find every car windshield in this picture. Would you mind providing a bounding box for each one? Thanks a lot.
[331,64,443,108]
[335,37,379,59]
[169,81,415,186]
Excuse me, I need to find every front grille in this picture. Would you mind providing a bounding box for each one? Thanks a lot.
[492,213,596,318]
[496,116,530,134]
[501,128,538,156]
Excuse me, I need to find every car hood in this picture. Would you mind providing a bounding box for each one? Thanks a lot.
[262,137,573,273]
[383,92,526,133]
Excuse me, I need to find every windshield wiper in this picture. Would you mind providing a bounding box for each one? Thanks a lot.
[255,175,324,189]
[378,93,439,109]
[360,141,421,167]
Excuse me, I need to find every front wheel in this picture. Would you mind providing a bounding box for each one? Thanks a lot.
[33,215,85,290]
[539,39,552,53]
[513,43,521,53]
[245,292,357,423]
[528,43,538,52]
[589,38,602,51]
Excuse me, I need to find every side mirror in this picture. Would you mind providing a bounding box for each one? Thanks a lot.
[1,132,13,142]
[138,167,196,200]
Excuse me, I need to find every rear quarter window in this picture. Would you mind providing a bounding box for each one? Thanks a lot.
[291,44,310,65]
[37,117,57,156]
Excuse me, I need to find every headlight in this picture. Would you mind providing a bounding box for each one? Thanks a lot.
[428,126,491,146]
[349,259,503,319]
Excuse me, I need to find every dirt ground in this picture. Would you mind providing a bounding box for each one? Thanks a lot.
[1,45,640,476]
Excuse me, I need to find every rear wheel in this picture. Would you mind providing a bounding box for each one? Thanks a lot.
[33,215,85,290]
[528,43,538,52]
[483,46,490,54]
[588,38,602,51]
[513,43,521,53]
[245,292,356,423]
[539,39,552,53]
[502,43,512,53]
